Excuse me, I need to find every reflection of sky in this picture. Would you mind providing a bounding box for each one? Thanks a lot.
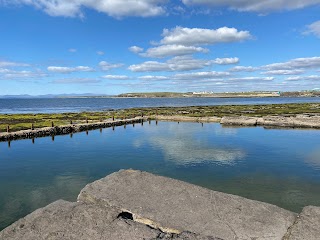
[1,121,320,230]
[134,122,245,166]
[307,148,320,170]
[149,136,245,165]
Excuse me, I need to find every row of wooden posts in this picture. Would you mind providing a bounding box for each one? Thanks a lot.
[6,120,160,148]
[2,112,151,133]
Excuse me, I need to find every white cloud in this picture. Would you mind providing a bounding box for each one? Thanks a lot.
[52,78,100,84]
[129,46,144,53]
[229,76,274,81]
[68,48,77,53]
[213,57,239,65]
[0,68,10,73]
[138,75,169,81]
[286,75,320,81]
[128,56,213,72]
[102,75,130,80]
[0,60,30,67]
[182,0,320,13]
[229,66,257,72]
[96,51,105,55]
[128,61,169,72]
[160,26,252,46]
[305,20,320,38]
[173,71,230,80]
[1,70,47,79]
[7,0,167,18]
[47,66,94,73]
[262,70,305,75]
[99,61,124,71]
[263,57,320,71]
[141,44,209,58]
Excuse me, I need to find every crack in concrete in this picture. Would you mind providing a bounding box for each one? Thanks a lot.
[282,215,300,240]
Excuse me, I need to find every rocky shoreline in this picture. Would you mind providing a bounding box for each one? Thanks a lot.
[1,114,320,142]
[1,170,319,239]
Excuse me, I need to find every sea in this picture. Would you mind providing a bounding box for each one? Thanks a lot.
[0,97,320,114]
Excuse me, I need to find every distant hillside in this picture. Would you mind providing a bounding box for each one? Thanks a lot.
[117,92,193,98]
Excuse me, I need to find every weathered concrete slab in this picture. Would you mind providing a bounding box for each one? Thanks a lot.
[285,206,320,240]
[293,116,320,128]
[260,116,295,128]
[220,116,258,126]
[156,116,221,123]
[221,115,320,129]
[0,199,219,240]
[78,170,296,240]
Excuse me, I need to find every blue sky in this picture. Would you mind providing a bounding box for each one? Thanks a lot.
[0,0,320,95]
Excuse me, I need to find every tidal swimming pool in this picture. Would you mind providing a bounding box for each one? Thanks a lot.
[1,121,320,230]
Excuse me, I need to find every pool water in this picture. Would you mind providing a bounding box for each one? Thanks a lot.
[1,121,320,230]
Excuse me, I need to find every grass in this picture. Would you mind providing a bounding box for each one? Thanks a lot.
[1,103,319,132]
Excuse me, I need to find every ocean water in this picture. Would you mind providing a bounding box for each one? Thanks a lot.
[1,121,320,230]
[0,97,320,113]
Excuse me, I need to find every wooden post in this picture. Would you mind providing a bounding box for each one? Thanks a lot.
[51,122,54,127]
[100,119,102,122]
[6,125,10,133]
[86,118,88,124]
[112,116,115,121]
[70,120,73,124]
[141,112,144,117]
[31,123,34,130]
[156,109,158,115]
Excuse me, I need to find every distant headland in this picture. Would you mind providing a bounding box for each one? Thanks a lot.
[1,91,320,99]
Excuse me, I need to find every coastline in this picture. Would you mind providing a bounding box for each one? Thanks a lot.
[1,113,320,142]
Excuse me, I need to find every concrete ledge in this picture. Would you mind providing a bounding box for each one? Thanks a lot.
[78,170,296,240]
[284,206,320,240]
[0,117,146,142]
[1,170,320,240]
[220,116,259,126]
[155,116,221,123]
[221,115,320,128]
[0,200,216,240]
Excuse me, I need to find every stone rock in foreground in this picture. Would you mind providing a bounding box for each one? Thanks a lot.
[0,200,217,240]
[78,170,296,240]
[285,206,320,240]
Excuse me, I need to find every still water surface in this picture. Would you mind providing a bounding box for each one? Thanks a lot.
[1,121,320,230]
